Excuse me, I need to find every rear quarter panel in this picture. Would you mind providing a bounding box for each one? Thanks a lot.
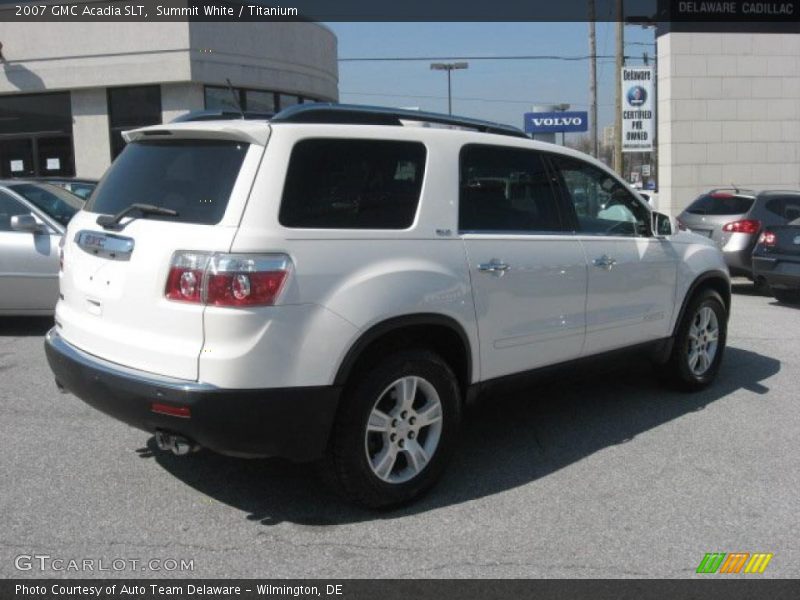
[214,126,480,388]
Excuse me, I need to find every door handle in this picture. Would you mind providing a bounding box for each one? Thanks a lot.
[592,255,617,270]
[478,259,510,276]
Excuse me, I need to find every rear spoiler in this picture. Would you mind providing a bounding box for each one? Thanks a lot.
[123,122,270,146]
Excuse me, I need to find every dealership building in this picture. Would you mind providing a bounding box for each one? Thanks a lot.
[656,23,800,214]
[0,21,338,179]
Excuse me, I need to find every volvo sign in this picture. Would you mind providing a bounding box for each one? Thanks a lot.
[524,111,588,134]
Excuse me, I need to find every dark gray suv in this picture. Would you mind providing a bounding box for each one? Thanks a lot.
[677,189,800,281]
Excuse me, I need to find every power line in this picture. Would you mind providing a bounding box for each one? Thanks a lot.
[340,90,615,107]
[339,54,619,62]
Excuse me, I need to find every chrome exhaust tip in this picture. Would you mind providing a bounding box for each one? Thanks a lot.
[155,430,199,456]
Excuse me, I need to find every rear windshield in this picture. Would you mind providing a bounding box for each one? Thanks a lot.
[279,139,426,229]
[8,182,84,227]
[686,194,754,216]
[86,140,248,225]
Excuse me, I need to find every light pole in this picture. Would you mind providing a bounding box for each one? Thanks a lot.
[430,62,468,115]
[555,102,571,145]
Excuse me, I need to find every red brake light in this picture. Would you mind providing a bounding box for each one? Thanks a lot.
[722,219,760,234]
[165,252,291,307]
[710,191,734,199]
[151,403,191,418]
[759,231,777,247]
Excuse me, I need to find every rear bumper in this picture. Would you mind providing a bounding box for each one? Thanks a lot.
[752,256,800,290]
[722,236,756,277]
[44,328,341,461]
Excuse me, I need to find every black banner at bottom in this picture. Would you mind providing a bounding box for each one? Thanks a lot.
[3,579,800,600]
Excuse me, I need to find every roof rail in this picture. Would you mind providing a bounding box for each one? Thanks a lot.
[271,103,529,139]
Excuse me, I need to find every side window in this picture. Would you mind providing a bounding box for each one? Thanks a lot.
[279,139,426,229]
[459,145,562,233]
[0,191,29,232]
[765,197,800,223]
[552,156,649,237]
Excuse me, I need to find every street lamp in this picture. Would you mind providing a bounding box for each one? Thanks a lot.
[430,62,468,115]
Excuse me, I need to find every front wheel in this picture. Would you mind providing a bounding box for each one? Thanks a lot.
[659,289,727,391]
[324,350,461,508]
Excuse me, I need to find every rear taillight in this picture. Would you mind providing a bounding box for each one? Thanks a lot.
[165,252,291,307]
[165,252,210,303]
[722,219,761,234]
[759,231,777,247]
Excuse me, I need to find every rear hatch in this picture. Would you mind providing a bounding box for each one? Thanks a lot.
[765,225,800,257]
[679,191,755,245]
[56,125,267,381]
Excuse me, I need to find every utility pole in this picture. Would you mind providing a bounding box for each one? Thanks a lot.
[589,1,598,158]
[614,0,624,176]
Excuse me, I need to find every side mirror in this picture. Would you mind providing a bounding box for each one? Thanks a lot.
[652,211,672,237]
[10,214,45,233]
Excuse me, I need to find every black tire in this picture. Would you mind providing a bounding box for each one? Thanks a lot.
[772,288,800,304]
[322,350,461,508]
[659,289,727,391]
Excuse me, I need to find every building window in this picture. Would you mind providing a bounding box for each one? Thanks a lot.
[0,92,75,178]
[204,86,316,115]
[108,86,162,160]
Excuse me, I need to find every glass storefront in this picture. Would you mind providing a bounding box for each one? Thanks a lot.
[204,85,316,114]
[108,86,163,159]
[0,92,75,178]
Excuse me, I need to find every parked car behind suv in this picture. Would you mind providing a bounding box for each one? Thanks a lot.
[752,194,800,303]
[45,104,730,507]
[677,189,800,283]
[0,180,85,315]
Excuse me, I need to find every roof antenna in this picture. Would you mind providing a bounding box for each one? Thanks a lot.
[226,78,245,119]
[731,182,740,193]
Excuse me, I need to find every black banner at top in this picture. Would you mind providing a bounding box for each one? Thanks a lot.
[1,0,800,26]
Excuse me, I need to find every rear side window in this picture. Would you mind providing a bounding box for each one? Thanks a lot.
[765,197,800,223]
[86,140,248,225]
[279,139,426,229]
[686,194,754,215]
[459,145,562,233]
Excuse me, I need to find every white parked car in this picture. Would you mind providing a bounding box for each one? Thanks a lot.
[46,105,730,507]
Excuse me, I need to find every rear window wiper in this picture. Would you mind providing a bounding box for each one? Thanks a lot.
[96,203,179,230]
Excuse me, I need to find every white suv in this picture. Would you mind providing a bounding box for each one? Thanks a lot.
[45,105,730,507]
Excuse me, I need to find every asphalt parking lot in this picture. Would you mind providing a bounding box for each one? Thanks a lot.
[1,282,798,579]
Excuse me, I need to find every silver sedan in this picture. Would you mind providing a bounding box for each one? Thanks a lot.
[0,180,84,315]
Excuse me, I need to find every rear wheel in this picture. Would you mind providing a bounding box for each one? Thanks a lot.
[324,350,461,508]
[772,288,800,304]
[659,289,727,391]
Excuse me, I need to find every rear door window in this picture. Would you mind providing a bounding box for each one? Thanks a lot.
[459,144,563,233]
[86,140,248,225]
[685,194,754,215]
[279,139,426,229]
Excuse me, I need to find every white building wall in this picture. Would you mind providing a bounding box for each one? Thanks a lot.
[70,88,111,180]
[657,32,800,215]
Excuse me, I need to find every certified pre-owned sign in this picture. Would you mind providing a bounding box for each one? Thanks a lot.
[621,67,654,153]
[524,111,589,134]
